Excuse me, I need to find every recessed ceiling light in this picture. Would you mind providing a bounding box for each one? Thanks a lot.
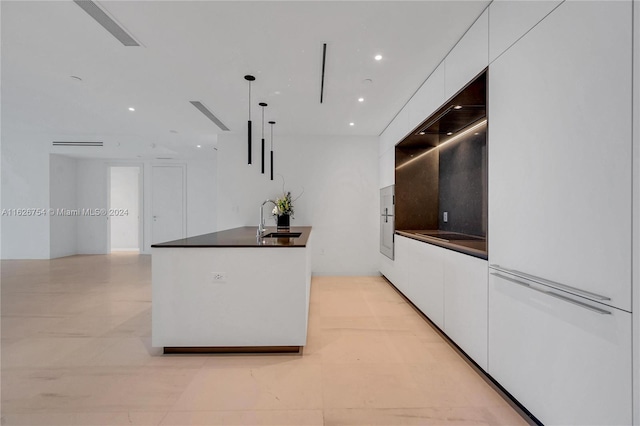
[453,105,462,110]
[447,132,453,135]
[474,132,480,135]
[358,97,364,102]
[349,122,355,126]
[196,145,202,148]
[419,131,425,135]
[128,107,135,111]
[374,54,382,61]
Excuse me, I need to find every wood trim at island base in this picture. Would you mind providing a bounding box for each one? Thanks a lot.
[163,346,301,354]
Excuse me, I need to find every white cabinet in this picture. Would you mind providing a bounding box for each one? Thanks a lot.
[488,0,632,311]
[488,270,632,426]
[393,236,487,367]
[407,63,445,132]
[405,237,445,329]
[443,250,488,370]
[488,0,561,63]
[378,147,395,189]
[379,108,409,155]
[444,8,488,100]
[392,234,410,295]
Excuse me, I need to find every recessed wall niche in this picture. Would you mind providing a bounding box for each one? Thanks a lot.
[395,70,487,239]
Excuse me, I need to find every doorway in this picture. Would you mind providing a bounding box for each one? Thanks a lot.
[109,166,141,252]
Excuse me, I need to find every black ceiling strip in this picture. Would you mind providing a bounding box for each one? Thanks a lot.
[320,43,327,104]
[52,141,103,146]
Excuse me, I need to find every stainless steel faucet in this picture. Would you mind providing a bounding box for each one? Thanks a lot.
[258,199,276,236]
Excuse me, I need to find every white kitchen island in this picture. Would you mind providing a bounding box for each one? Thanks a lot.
[151,226,312,353]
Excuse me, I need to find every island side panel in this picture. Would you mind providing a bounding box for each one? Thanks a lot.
[152,246,310,347]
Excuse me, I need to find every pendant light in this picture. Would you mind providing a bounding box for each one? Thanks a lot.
[269,121,276,181]
[259,102,267,174]
[244,75,255,164]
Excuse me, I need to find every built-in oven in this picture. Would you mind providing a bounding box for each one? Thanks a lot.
[380,185,395,259]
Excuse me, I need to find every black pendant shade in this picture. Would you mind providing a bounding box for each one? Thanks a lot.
[259,102,267,174]
[244,75,255,165]
[269,121,276,181]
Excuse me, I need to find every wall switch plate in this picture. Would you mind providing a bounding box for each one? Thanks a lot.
[443,211,448,222]
[212,272,227,283]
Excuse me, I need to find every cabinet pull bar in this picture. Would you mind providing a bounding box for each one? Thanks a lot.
[490,272,611,315]
[489,264,610,301]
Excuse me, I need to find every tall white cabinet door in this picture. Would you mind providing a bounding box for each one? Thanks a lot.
[488,0,561,63]
[488,272,632,426]
[379,148,395,189]
[443,250,488,369]
[488,1,632,311]
[444,9,488,100]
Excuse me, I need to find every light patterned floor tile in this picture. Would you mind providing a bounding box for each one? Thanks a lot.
[1,255,527,425]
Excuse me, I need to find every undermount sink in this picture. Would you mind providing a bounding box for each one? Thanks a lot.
[262,232,302,238]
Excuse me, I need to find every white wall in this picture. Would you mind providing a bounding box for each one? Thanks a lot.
[185,159,217,238]
[217,133,379,276]
[76,158,217,255]
[109,166,140,251]
[0,135,50,259]
[76,159,108,255]
[49,154,77,258]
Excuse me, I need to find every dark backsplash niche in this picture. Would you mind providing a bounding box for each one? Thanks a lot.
[395,147,439,230]
[438,132,487,237]
[394,69,487,237]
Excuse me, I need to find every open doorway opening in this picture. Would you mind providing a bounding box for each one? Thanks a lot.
[109,166,141,252]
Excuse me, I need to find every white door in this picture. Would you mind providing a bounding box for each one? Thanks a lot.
[152,166,185,244]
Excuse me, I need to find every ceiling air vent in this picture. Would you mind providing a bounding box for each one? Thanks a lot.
[52,141,103,147]
[74,0,140,47]
[190,101,229,131]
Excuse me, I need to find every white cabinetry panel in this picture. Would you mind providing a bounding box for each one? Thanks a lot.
[393,235,410,295]
[379,108,409,155]
[488,271,632,425]
[443,250,488,369]
[378,147,395,189]
[444,9,488,100]
[407,63,445,132]
[488,0,561,63]
[488,0,632,311]
[406,237,445,329]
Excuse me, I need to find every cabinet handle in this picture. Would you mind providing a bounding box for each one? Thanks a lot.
[489,264,611,301]
[490,272,611,315]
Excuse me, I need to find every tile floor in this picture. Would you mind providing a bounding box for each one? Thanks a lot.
[1,254,529,425]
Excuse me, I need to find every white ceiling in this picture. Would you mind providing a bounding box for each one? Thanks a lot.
[1,0,489,158]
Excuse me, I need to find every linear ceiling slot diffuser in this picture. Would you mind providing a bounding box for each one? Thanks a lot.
[320,43,327,103]
[73,0,140,47]
[190,101,230,131]
[52,141,103,147]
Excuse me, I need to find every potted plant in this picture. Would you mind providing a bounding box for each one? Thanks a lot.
[272,191,294,230]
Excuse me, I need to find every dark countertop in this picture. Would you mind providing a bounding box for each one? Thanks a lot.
[151,226,312,248]
[396,230,487,260]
